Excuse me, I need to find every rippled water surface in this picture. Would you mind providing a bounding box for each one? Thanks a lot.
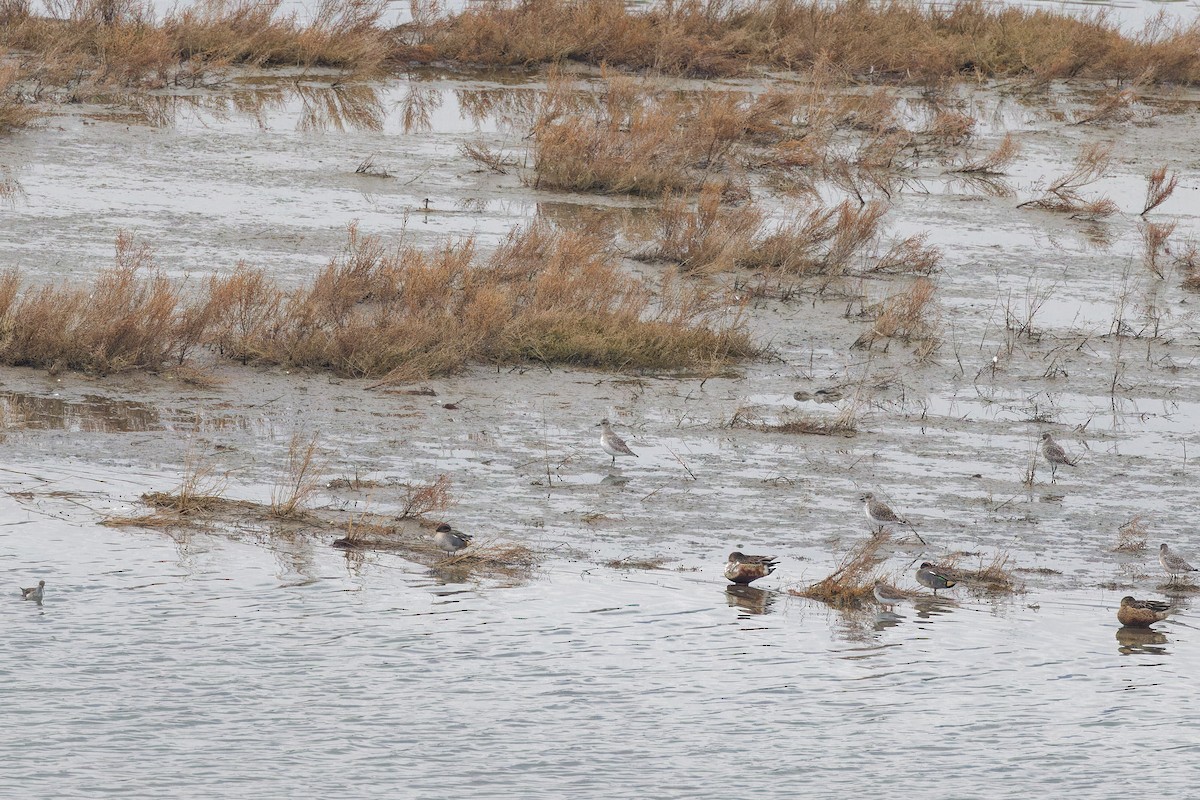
[4,443,1199,797]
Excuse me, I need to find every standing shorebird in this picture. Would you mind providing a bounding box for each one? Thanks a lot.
[1159,542,1198,584]
[1117,596,1173,628]
[433,523,472,557]
[597,419,638,465]
[1040,432,1076,480]
[861,492,926,544]
[872,580,907,610]
[20,580,45,603]
[724,552,778,585]
[915,562,957,595]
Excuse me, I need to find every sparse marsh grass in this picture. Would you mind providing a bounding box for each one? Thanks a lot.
[731,404,859,436]
[1115,515,1148,552]
[270,432,322,518]
[853,277,939,354]
[789,533,890,606]
[397,474,452,519]
[0,224,756,379]
[1018,142,1117,219]
[942,551,1022,594]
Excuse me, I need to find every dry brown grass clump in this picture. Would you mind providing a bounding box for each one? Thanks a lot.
[397,474,452,519]
[0,0,391,97]
[529,76,757,195]
[940,551,1021,594]
[420,0,1200,84]
[0,223,756,379]
[1114,515,1148,552]
[1018,142,1117,219]
[0,63,38,135]
[270,432,322,518]
[789,533,890,606]
[731,404,858,436]
[852,277,939,354]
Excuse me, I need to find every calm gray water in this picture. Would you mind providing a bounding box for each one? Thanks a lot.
[4,456,1198,797]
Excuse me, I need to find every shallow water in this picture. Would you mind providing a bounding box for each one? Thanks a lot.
[5,470,1199,798]
[5,16,1200,796]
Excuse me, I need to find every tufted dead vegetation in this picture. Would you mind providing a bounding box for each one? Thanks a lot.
[0,0,392,96]
[1141,220,1176,280]
[1140,165,1178,217]
[1178,241,1200,293]
[946,132,1020,175]
[1070,85,1140,126]
[605,555,670,570]
[397,474,452,519]
[270,432,322,518]
[1018,142,1117,219]
[790,532,890,606]
[852,277,939,354]
[1114,515,1148,552]
[420,0,1200,84]
[730,404,858,436]
[941,550,1022,594]
[0,223,755,379]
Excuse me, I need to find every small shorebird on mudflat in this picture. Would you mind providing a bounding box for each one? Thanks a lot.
[861,492,926,544]
[915,562,957,595]
[433,523,472,557]
[20,580,45,603]
[597,419,638,465]
[872,580,907,609]
[1040,432,1077,480]
[1159,542,1198,584]
[1117,596,1173,628]
[724,552,778,585]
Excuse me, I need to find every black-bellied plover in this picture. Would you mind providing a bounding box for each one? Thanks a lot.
[1159,542,1197,584]
[724,552,778,585]
[872,580,907,609]
[433,523,472,557]
[1117,596,1172,628]
[861,492,926,544]
[597,419,638,465]
[915,562,957,595]
[1040,432,1076,480]
[20,580,45,603]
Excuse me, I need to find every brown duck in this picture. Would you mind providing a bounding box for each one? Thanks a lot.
[724,552,778,585]
[1117,596,1172,628]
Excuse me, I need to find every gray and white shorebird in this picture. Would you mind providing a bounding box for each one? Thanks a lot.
[433,523,472,557]
[1040,432,1076,479]
[872,580,907,609]
[1159,542,1198,584]
[861,492,926,544]
[724,552,778,585]
[1118,596,1173,628]
[597,418,638,465]
[915,562,957,595]
[20,580,45,603]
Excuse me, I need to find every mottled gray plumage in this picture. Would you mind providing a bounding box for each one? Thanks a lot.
[1040,432,1076,479]
[861,492,926,544]
[597,419,637,464]
[1159,543,1197,583]
[872,580,907,608]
